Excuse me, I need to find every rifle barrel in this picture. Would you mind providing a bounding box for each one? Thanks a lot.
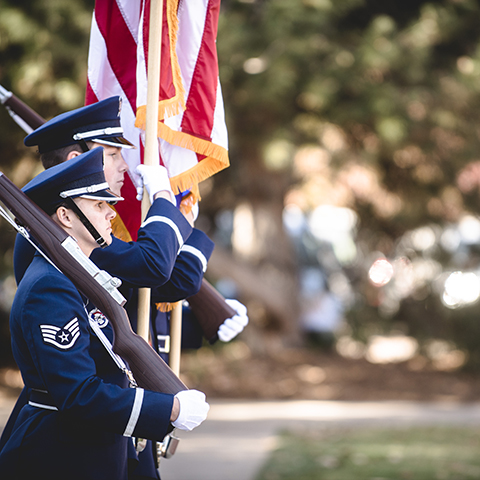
[0,85,45,130]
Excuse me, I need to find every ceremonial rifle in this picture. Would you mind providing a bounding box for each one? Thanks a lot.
[0,171,186,395]
[0,85,236,343]
[0,85,45,133]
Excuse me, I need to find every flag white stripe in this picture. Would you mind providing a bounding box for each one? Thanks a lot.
[116,0,141,41]
[211,79,228,148]
[135,3,148,108]
[177,0,209,101]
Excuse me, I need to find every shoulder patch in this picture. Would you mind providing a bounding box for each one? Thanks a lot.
[88,308,109,329]
[40,317,80,350]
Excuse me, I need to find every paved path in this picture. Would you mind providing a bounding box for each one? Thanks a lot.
[160,399,480,480]
[2,393,480,480]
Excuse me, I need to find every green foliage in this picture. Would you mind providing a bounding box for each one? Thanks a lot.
[3,1,480,368]
[217,0,480,228]
[256,426,480,480]
[0,0,94,366]
[0,0,94,170]
[212,0,480,369]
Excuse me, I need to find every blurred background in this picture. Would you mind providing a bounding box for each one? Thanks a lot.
[2,0,480,401]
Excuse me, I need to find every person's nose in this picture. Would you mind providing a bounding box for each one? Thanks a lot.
[120,153,129,172]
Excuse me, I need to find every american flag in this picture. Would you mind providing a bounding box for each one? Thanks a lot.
[85,0,229,240]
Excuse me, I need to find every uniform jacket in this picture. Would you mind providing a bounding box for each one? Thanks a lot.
[4,197,214,480]
[14,198,213,292]
[0,255,174,480]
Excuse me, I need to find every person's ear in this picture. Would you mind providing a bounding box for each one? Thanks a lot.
[66,150,81,161]
[54,206,74,229]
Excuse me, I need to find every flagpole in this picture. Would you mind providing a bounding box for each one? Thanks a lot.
[140,0,183,376]
[137,0,164,343]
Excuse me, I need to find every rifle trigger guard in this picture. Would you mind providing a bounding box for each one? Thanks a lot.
[157,432,180,460]
[134,437,147,453]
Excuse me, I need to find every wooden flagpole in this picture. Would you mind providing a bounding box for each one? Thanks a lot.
[137,0,163,343]
[138,0,182,376]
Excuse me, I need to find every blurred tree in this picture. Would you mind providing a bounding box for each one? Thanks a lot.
[4,0,480,365]
[0,0,94,365]
[198,0,480,363]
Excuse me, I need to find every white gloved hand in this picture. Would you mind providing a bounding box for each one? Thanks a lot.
[217,299,249,342]
[172,389,210,431]
[135,164,175,205]
[191,201,199,222]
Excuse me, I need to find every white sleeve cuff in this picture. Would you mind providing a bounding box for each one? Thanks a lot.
[123,388,144,437]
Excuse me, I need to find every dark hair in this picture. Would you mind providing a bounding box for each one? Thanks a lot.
[40,141,96,169]
[45,201,70,217]
[40,144,83,169]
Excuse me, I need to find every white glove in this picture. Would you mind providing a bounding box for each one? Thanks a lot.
[172,389,210,431]
[192,201,199,222]
[217,299,249,342]
[135,164,175,205]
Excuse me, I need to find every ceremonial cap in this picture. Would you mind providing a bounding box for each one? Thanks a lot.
[23,148,123,213]
[24,96,135,153]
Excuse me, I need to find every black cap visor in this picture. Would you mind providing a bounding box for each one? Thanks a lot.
[78,188,124,204]
[91,135,136,149]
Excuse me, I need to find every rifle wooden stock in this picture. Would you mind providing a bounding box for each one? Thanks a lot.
[0,173,186,395]
[188,279,236,342]
[2,91,46,130]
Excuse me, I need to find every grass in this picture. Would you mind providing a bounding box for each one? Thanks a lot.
[255,426,480,480]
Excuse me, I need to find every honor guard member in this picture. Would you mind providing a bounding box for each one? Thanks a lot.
[16,96,214,297]
[15,95,247,355]
[0,148,209,480]
[6,96,248,480]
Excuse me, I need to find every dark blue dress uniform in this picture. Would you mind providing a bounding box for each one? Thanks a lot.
[0,149,180,479]
[13,198,213,292]
[6,196,213,480]
[3,97,215,480]
[0,255,173,480]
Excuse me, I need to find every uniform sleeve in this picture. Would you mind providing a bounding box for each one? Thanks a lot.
[90,198,193,288]
[13,234,36,285]
[180,307,204,350]
[16,272,175,441]
[151,228,215,302]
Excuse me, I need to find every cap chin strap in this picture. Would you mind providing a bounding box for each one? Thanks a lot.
[78,139,90,153]
[63,197,108,249]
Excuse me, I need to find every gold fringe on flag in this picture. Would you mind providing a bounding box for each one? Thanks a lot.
[156,301,175,312]
[134,116,230,198]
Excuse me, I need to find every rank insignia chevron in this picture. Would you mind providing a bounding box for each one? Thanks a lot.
[40,317,80,350]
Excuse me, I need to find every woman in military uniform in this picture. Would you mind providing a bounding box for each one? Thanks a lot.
[0,148,209,480]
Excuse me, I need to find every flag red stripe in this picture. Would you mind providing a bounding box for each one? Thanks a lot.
[85,79,99,105]
[143,0,177,104]
[94,1,138,112]
[180,0,220,139]
[114,173,141,241]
